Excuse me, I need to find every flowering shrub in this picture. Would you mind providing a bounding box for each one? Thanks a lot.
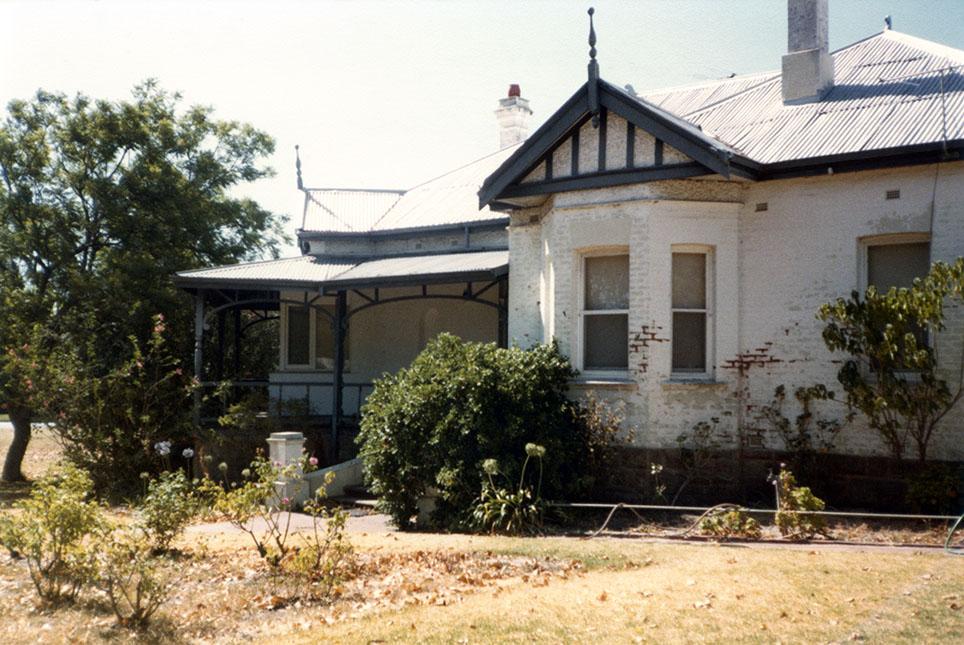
[471,444,547,535]
[0,463,105,603]
[14,315,197,495]
[96,527,170,628]
[280,480,354,599]
[137,469,198,552]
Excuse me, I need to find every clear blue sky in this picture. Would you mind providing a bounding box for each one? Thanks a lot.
[2,0,963,254]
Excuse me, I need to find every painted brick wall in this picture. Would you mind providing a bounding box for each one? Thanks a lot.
[507,162,964,461]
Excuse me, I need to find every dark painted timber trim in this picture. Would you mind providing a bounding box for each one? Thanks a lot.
[545,150,553,181]
[478,82,590,207]
[597,107,607,170]
[756,143,963,180]
[320,266,509,293]
[626,122,635,168]
[499,164,711,199]
[571,128,580,176]
[654,139,664,166]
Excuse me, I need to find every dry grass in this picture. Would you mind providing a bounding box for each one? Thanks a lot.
[0,433,961,643]
[1,527,961,644]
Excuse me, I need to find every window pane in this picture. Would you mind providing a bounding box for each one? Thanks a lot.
[315,307,349,370]
[867,242,930,290]
[315,308,335,369]
[287,308,310,365]
[584,314,628,370]
[585,255,629,310]
[673,311,706,372]
[672,253,706,309]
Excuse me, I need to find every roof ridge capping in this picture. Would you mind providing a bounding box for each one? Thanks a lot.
[883,29,964,65]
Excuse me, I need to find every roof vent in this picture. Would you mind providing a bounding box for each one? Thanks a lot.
[495,85,533,149]
[782,0,835,104]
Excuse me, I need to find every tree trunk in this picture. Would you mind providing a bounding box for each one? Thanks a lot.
[1,408,32,482]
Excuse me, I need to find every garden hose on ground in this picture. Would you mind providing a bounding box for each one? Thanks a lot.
[946,514,964,556]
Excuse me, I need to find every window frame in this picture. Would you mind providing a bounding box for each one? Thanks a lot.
[281,302,348,373]
[670,245,715,380]
[576,249,631,378]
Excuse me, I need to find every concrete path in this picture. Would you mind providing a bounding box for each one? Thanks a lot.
[185,509,395,537]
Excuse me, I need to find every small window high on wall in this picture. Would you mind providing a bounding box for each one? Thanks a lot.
[581,253,629,372]
[672,249,712,377]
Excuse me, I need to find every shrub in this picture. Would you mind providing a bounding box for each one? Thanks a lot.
[905,464,959,514]
[698,507,762,540]
[281,491,355,600]
[773,467,829,539]
[0,463,105,603]
[137,469,197,552]
[16,315,198,496]
[358,335,596,530]
[472,444,547,535]
[96,527,170,628]
[818,258,964,461]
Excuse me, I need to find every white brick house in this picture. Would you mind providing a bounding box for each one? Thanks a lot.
[480,1,964,463]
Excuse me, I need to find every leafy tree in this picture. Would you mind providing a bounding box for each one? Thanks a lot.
[0,81,286,481]
[818,259,964,461]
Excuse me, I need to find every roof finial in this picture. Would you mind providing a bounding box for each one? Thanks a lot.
[587,7,600,128]
[883,15,892,30]
[295,144,303,191]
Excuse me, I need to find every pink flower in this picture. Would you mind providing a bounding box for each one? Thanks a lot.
[281,497,291,506]
[308,457,318,466]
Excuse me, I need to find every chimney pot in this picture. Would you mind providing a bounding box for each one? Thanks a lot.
[495,85,532,149]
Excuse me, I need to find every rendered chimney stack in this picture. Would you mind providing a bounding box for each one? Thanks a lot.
[495,84,533,149]
[781,0,835,104]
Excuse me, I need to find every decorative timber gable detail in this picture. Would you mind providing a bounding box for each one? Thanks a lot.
[479,79,759,209]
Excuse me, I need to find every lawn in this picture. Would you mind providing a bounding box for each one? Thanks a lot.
[0,432,961,643]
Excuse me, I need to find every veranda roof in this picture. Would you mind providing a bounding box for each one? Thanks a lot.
[174,250,508,292]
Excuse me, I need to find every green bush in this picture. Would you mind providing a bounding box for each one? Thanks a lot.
[774,467,829,539]
[137,469,197,552]
[698,507,761,540]
[905,464,959,514]
[15,315,197,496]
[357,335,595,530]
[0,463,105,603]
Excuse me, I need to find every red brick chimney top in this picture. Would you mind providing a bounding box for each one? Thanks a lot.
[508,84,521,98]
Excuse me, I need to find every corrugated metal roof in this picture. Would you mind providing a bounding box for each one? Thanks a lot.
[638,30,964,164]
[301,146,517,234]
[302,189,403,233]
[321,250,508,289]
[174,256,355,287]
[175,251,509,290]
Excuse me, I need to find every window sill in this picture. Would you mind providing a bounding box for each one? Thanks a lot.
[661,378,727,391]
[570,377,636,390]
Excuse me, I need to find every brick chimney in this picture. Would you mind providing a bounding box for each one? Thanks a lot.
[495,84,532,149]
[781,0,835,104]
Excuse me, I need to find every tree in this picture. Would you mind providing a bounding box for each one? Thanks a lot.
[818,259,964,462]
[0,81,287,481]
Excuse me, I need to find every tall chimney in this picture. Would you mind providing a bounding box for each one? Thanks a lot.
[495,84,532,149]
[781,0,834,104]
